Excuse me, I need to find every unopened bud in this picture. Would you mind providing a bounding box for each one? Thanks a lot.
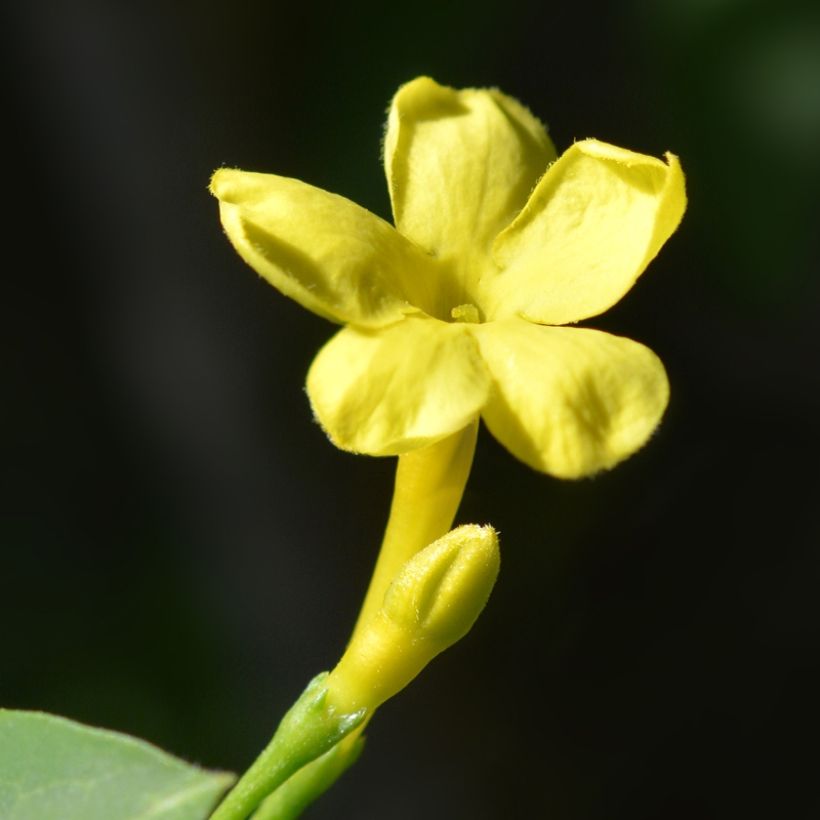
[382,523,499,643]
[325,524,499,714]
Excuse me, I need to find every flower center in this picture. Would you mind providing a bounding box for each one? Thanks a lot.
[450,303,481,323]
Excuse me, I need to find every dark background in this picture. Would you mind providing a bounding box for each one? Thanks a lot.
[3,1,820,817]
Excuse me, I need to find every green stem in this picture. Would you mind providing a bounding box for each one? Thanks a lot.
[249,735,365,820]
[209,674,365,820]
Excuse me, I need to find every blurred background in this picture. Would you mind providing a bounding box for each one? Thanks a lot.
[3,0,819,817]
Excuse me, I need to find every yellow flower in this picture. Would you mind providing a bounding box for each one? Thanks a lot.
[210,77,686,478]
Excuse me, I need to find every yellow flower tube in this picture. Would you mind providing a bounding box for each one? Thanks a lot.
[350,420,478,642]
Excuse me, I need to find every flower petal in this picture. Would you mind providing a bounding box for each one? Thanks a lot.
[476,318,669,478]
[384,77,556,307]
[211,168,437,326]
[482,140,686,325]
[307,316,490,455]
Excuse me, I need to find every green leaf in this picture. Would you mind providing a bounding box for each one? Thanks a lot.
[0,709,234,820]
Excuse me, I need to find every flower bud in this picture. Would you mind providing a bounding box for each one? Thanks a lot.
[325,524,499,714]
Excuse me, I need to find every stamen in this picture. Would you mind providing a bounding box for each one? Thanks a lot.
[450,303,480,323]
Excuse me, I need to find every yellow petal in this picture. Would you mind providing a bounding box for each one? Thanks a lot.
[384,77,557,312]
[476,318,669,478]
[307,316,490,455]
[482,140,686,325]
[211,168,437,326]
